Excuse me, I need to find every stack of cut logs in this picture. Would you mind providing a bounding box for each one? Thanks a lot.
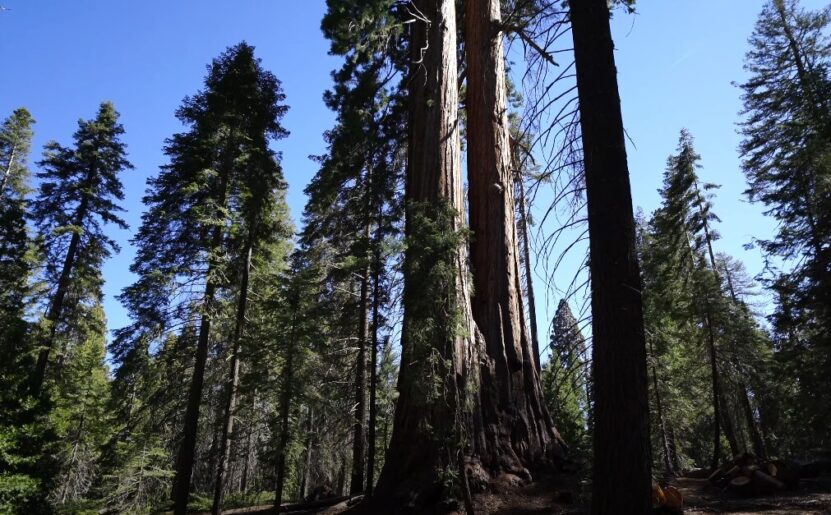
[707,454,799,496]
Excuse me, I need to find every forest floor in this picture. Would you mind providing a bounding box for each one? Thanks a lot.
[677,476,831,514]
[201,473,831,514]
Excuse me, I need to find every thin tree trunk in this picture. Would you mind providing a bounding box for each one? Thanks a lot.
[32,195,89,396]
[739,381,767,460]
[212,239,254,515]
[720,389,741,457]
[466,0,565,477]
[275,296,300,509]
[704,308,723,469]
[648,339,674,474]
[0,143,17,199]
[515,171,541,373]
[173,171,231,515]
[349,217,371,495]
[299,408,315,501]
[569,0,653,512]
[60,404,87,503]
[240,391,256,494]
[365,207,383,497]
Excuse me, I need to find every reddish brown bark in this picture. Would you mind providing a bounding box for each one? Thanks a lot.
[369,0,480,510]
[465,0,565,477]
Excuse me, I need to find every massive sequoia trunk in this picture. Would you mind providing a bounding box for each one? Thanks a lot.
[569,0,653,513]
[369,0,480,510]
[465,0,565,476]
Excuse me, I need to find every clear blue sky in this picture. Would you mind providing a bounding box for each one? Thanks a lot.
[0,1,817,345]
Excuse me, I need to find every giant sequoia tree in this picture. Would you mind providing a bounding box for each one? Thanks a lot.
[569,0,652,512]
[369,0,481,509]
[369,0,567,510]
[466,0,565,476]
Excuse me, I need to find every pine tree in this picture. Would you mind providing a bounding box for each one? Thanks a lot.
[212,126,292,514]
[0,107,35,360]
[642,130,780,470]
[652,129,734,467]
[51,304,112,505]
[30,101,132,396]
[543,300,590,454]
[739,0,831,444]
[0,108,34,202]
[313,0,406,497]
[0,108,55,514]
[109,43,290,514]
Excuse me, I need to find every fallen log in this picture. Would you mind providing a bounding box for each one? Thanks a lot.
[750,469,785,495]
[729,475,752,497]
[277,494,355,513]
[683,467,713,479]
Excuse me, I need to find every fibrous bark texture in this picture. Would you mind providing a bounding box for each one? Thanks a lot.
[369,0,481,510]
[465,0,566,478]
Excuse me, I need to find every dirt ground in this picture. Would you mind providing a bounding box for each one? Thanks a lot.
[676,476,831,514]
[202,473,831,514]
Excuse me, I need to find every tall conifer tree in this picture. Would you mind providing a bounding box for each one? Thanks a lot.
[30,101,131,396]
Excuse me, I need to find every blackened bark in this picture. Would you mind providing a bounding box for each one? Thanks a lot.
[211,239,254,514]
[569,0,653,512]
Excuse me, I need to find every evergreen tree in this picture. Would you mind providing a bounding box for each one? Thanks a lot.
[50,304,112,505]
[651,129,732,467]
[543,300,590,454]
[643,130,779,470]
[312,0,406,497]
[0,108,55,515]
[110,43,290,514]
[0,107,35,366]
[30,101,132,396]
[739,0,831,445]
